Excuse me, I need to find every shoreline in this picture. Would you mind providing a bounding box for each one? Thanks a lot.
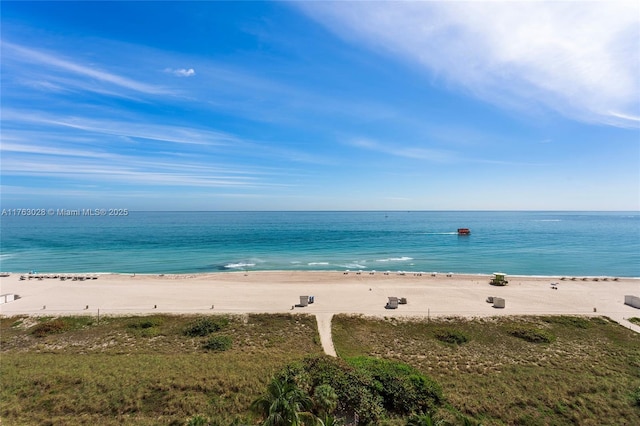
[2,269,639,280]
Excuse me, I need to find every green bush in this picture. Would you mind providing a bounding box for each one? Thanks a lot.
[185,414,211,425]
[31,319,69,337]
[184,317,229,337]
[434,329,469,345]
[633,386,640,407]
[127,316,163,329]
[628,317,640,326]
[279,355,442,424]
[541,316,591,329]
[508,327,555,344]
[202,335,232,352]
[347,356,443,414]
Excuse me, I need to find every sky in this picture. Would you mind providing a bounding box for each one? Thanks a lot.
[1,1,639,211]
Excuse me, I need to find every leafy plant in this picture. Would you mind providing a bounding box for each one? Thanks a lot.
[406,413,443,426]
[202,335,232,352]
[127,316,163,329]
[277,355,442,424]
[632,386,640,407]
[251,377,318,426]
[186,414,211,426]
[541,316,591,329]
[434,329,469,345]
[508,327,555,343]
[184,317,229,337]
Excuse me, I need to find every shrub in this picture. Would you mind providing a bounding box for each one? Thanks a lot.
[127,316,163,329]
[347,356,443,414]
[434,329,469,345]
[628,317,640,326]
[31,319,69,337]
[126,316,164,337]
[508,327,555,344]
[541,316,590,329]
[184,317,229,337]
[282,355,442,424]
[185,414,211,425]
[202,335,232,352]
[633,386,640,407]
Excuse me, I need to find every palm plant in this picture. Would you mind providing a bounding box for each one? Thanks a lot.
[313,384,338,417]
[251,377,320,426]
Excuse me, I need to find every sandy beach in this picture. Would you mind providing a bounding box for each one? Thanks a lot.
[2,271,639,356]
[1,271,638,322]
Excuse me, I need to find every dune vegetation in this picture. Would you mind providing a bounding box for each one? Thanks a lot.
[1,313,639,425]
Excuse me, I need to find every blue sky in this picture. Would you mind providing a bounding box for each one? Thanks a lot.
[1,1,638,211]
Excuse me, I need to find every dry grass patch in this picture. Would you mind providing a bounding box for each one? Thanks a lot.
[0,313,322,425]
[332,314,640,425]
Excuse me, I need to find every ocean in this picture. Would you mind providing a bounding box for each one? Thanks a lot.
[0,211,638,277]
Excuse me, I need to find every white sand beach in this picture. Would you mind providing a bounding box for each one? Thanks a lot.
[1,271,638,324]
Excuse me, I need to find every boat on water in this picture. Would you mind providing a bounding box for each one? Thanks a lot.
[457,228,471,235]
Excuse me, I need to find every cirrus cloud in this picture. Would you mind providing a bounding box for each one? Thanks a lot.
[298,1,640,128]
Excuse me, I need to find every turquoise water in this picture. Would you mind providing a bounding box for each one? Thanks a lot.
[0,211,638,276]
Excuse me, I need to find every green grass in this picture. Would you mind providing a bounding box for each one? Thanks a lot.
[2,313,639,426]
[332,315,640,426]
[1,313,321,425]
[202,335,233,352]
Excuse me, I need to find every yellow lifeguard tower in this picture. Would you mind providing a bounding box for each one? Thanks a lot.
[490,272,508,286]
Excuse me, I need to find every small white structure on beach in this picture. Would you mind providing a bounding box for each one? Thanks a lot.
[299,295,309,307]
[386,297,399,309]
[493,297,505,308]
[0,294,19,304]
[624,295,640,309]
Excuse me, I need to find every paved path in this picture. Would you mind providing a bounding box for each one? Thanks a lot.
[315,313,337,357]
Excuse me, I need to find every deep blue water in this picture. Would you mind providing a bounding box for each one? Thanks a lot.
[0,211,638,276]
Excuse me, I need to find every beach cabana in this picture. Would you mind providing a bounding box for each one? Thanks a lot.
[299,296,309,307]
[0,294,18,304]
[490,273,508,286]
[493,297,505,308]
[386,297,399,309]
[624,295,640,309]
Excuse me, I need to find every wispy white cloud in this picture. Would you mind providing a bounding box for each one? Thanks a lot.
[299,2,640,128]
[2,41,174,96]
[2,109,238,146]
[349,137,457,163]
[165,67,196,77]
